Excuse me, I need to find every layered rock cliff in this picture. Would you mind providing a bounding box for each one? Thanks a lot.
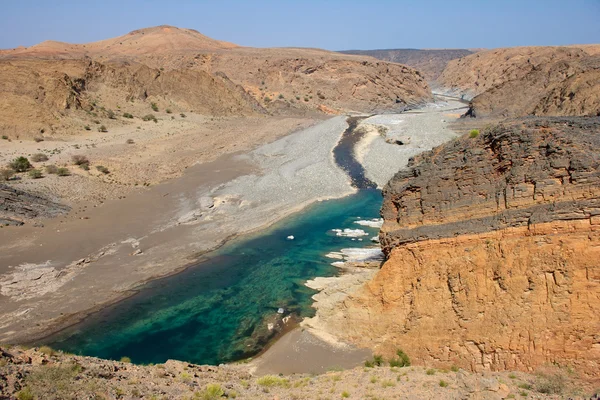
[321,118,600,379]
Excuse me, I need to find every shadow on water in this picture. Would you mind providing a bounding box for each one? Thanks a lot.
[44,120,385,364]
[333,116,378,189]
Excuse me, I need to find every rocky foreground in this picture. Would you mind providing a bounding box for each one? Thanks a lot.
[307,117,600,383]
[1,345,595,399]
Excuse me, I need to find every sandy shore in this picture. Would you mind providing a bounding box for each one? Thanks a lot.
[0,116,354,343]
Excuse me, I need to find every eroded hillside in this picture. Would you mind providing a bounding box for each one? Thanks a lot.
[0,26,431,139]
[437,46,600,117]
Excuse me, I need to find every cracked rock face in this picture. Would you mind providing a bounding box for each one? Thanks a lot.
[328,117,600,378]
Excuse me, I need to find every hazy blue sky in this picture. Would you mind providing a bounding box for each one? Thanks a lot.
[1,0,598,50]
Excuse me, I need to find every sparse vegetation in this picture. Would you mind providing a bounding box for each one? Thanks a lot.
[341,391,350,398]
[28,169,43,179]
[45,165,58,174]
[469,129,480,138]
[126,138,135,144]
[1,135,8,140]
[16,387,34,400]
[120,356,131,363]
[151,102,159,112]
[256,375,289,388]
[278,94,284,99]
[72,155,89,166]
[30,153,49,162]
[123,112,134,119]
[96,165,110,174]
[107,109,116,119]
[84,125,91,131]
[264,96,271,103]
[180,113,187,118]
[166,108,172,114]
[388,349,411,368]
[98,125,108,132]
[1,168,14,181]
[33,136,44,143]
[10,156,32,172]
[426,369,436,375]
[439,380,448,387]
[56,167,70,176]
[196,383,224,400]
[143,114,158,123]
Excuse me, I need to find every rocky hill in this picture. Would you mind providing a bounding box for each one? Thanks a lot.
[1,345,592,399]
[0,26,431,139]
[311,117,600,381]
[437,46,600,117]
[340,48,474,81]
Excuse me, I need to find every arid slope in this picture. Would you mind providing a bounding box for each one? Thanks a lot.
[437,46,600,117]
[0,25,431,139]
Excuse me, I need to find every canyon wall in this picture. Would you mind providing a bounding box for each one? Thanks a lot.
[326,118,600,379]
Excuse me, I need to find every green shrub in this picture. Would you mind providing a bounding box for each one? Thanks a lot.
[151,102,159,112]
[10,156,32,172]
[364,359,374,368]
[264,96,271,103]
[84,125,91,131]
[28,169,43,179]
[120,356,131,363]
[197,383,224,400]
[98,125,108,132]
[372,354,384,366]
[450,365,459,372]
[1,135,8,140]
[534,372,566,394]
[1,168,14,181]
[16,387,34,400]
[341,391,350,398]
[439,380,448,387]
[143,114,158,123]
[56,167,70,176]
[469,129,480,138]
[256,375,289,387]
[31,153,49,162]
[426,368,436,375]
[123,112,134,119]
[278,94,284,99]
[388,349,411,368]
[72,155,89,166]
[96,165,110,174]
[38,346,55,356]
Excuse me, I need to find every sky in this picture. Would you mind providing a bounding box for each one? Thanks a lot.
[1,0,599,50]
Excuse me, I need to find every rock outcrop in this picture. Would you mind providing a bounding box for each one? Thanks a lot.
[0,184,70,224]
[322,118,600,379]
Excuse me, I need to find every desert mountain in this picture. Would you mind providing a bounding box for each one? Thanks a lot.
[339,48,474,81]
[3,25,238,58]
[0,26,431,139]
[437,46,600,117]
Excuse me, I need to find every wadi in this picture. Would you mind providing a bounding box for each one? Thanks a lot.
[0,14,599,400]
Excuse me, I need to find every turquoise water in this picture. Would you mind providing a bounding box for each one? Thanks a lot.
[46,189,382,365]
